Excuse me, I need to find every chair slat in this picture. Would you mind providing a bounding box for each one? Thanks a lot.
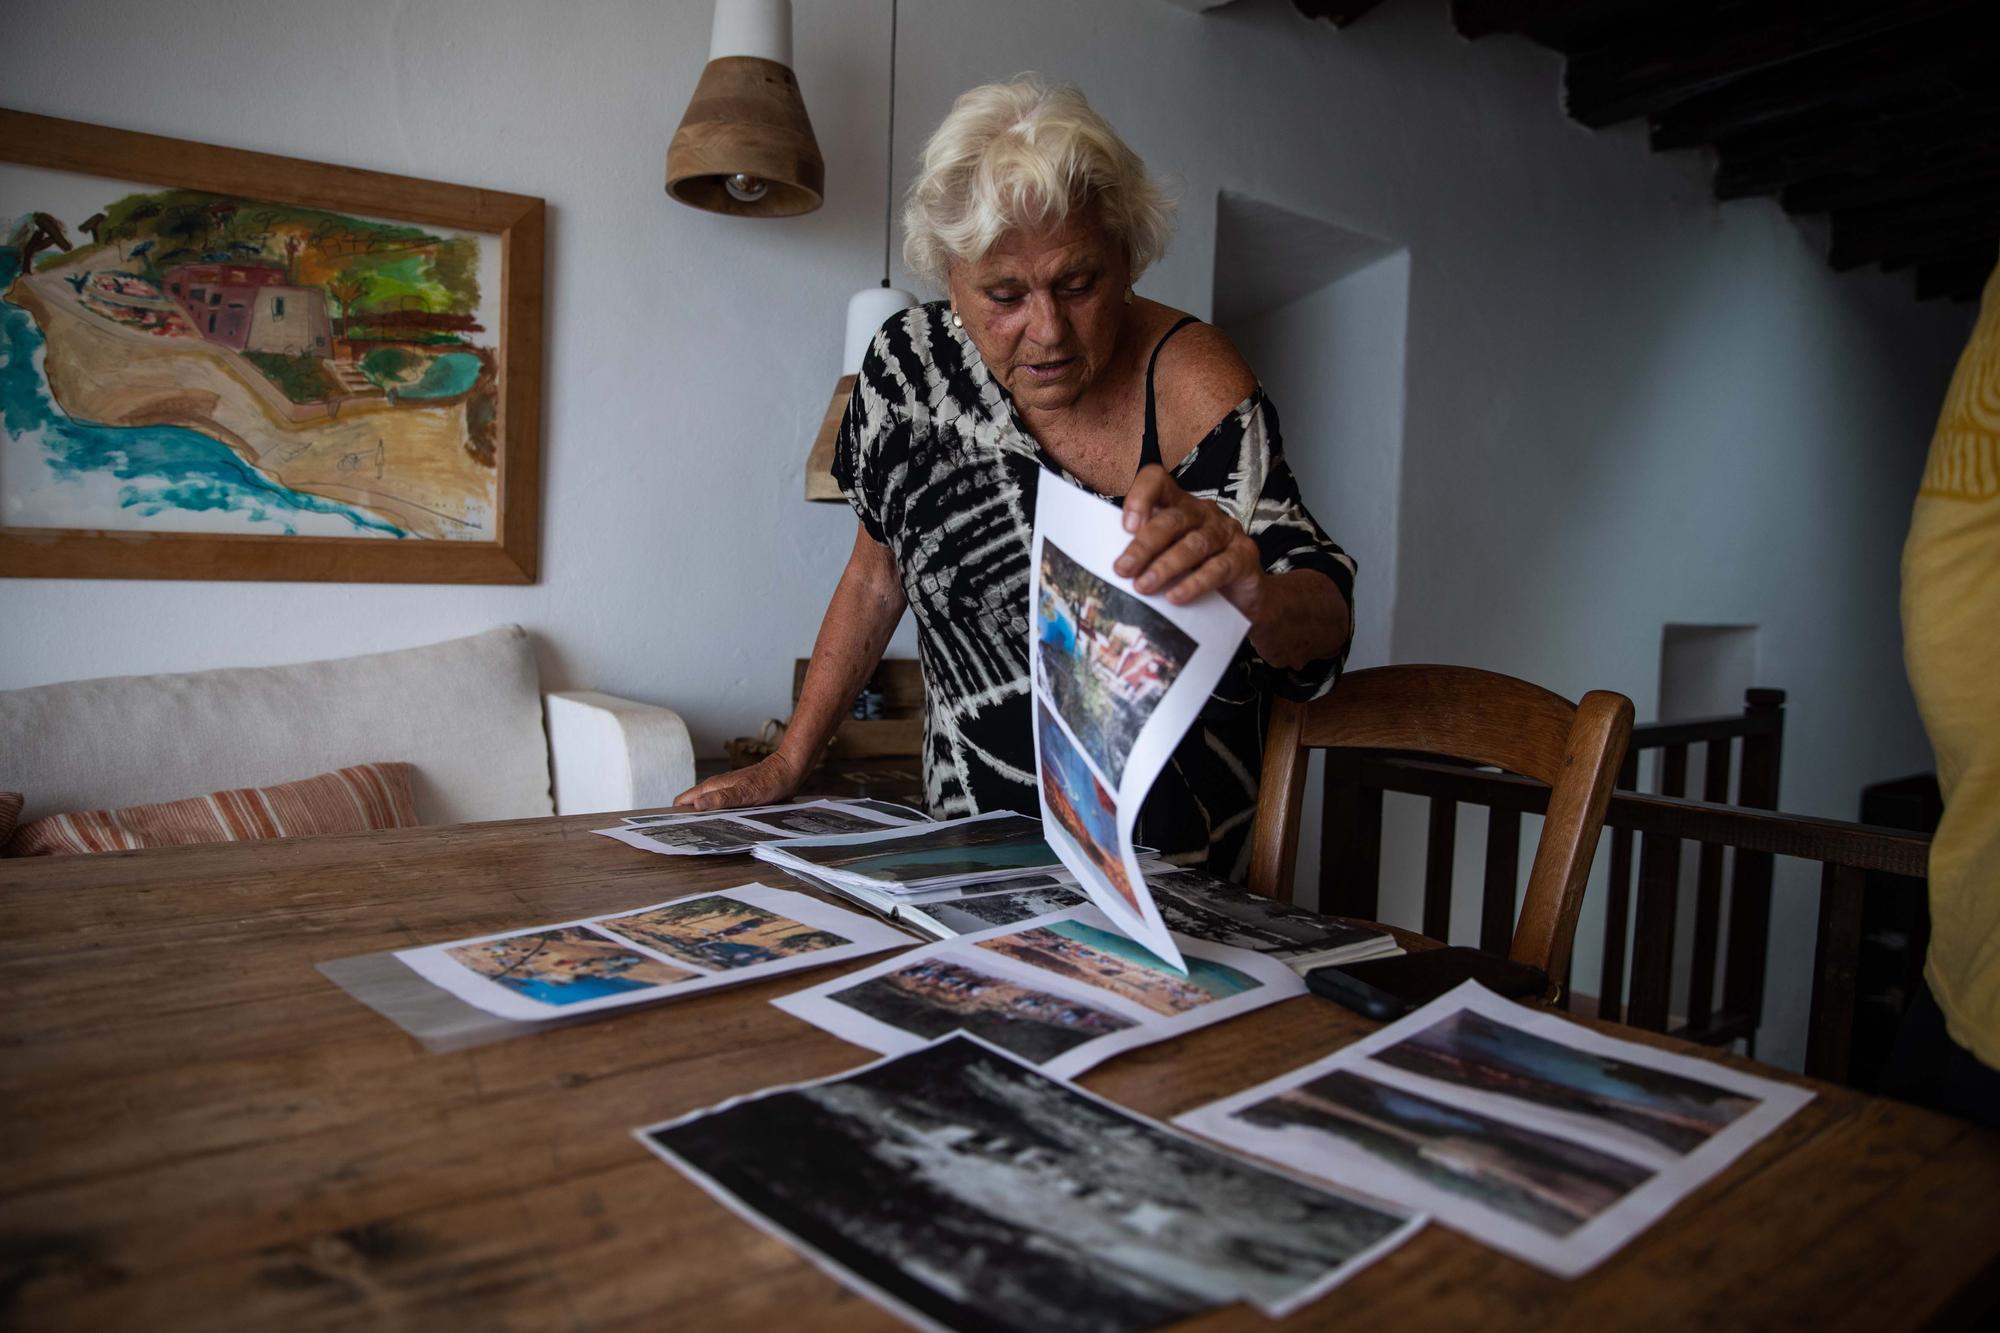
[1597,751,1640,1023]
[1321,750,1382,919]
[1686,739,1733,1035]
[1806,863,1866,1083]
[1481,808,1521,954]
[1423,798,1457,942]
[1725,693,1786,1038]
[1627,830,1682,1030]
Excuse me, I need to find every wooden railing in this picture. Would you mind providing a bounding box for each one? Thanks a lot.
[1318,688,1932,1085]
[1602,689,1785,1048]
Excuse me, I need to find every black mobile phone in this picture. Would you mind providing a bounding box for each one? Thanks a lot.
[1306,947,1550,1021]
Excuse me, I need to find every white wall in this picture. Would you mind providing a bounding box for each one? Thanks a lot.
[1,0,1971,1066]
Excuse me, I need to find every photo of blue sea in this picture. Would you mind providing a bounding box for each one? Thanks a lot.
[500,972,656,1005]
[1,244,403,537]
[1044,919,1256,1001]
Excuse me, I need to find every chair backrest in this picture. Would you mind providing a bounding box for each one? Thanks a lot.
[1248,664,1633,992]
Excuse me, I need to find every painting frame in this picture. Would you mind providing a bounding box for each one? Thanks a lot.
[0,107,543,583]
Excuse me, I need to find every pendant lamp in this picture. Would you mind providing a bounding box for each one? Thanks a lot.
[667,0,824,217]
[806,0,916,501]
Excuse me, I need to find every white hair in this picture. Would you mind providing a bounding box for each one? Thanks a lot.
[902,77,1176,286]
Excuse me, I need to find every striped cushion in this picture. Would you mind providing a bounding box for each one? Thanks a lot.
[4,763,418,857]
[0,791,20,845]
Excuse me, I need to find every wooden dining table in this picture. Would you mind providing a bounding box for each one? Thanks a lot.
[4,810,1998,1331]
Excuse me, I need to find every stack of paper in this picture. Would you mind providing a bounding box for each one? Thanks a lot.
[593,798,920,857]
[752,810,1069,896]
[779,859,1400,976]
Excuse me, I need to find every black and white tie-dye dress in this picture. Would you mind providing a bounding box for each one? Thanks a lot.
[833,301,1356,882]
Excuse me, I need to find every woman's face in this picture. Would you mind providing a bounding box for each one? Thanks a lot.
[946,208,1132,413]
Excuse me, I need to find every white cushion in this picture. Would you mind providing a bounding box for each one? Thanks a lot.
[0,626,554,826]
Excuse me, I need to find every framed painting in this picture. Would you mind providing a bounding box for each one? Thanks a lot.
[0,108,542,582]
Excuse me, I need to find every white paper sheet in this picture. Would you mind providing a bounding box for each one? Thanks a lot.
[752,810,1065,891]
[773,904,1306,1079]
[393,883,913,1023]
[1174,981,1816,1277]
[634,1034,1424,1331]
[1029,473,1249,971]
[602,800,914,854]
[621,799,917,835]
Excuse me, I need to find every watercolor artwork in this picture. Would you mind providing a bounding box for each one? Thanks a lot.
[0,111,542,582]
[821,956,1139,1065]
[1036,696,1136,909]
[445,926,698,1007]
[396,884,911,1023]
[594,896,851,971]
[1028,475,1249,970]
[976,917,1260,1017]
[1035,535,1195,786]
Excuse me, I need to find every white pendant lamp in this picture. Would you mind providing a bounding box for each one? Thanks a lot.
[807,0,915,500]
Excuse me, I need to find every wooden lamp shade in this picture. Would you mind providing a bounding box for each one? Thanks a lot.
[666,55,824,217]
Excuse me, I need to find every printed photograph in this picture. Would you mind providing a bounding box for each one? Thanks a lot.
[1037,698,1136,909]
[826,957,1137,1064]
[647,1036,1411,1331]
[1370,1008,1762,1154]
[1036,536,1196,785]
[740,806,896,838]
[1149,870,1382,955]
[775,813,1060,884]
[596,896,850,970]
[592,892,844,964]
[1236,1068,1654,1238]
[635,818,784,852]
[446,926,696,1006]
[918,882,1090,934]
[978,918,1259,1016]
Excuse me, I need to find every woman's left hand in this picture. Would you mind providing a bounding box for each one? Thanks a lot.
[1115,464,1267,617]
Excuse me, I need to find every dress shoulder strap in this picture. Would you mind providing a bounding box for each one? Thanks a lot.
[1140,315,1203,473]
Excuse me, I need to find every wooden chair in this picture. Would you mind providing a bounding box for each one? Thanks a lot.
[1247,665,1634,994]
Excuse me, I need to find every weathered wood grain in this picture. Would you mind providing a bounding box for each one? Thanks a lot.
[4,813,1997,1329]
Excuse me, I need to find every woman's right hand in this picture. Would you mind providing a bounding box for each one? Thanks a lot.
[671,750,808,812]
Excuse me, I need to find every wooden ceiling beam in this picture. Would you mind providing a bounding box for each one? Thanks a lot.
[1450,0,1676,52]
[1832,214,2000,274]
[1647,25,1979,152]
[1562,0,1970,130]
[1708,98,2000,201]
[1784,153,2000,216]
[1913,243,1997,301]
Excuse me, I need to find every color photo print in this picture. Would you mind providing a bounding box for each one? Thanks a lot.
[635,1035,1422,1333]
[393,883,912,1023]
[756,812,1063,887]
[774,905,1306,1080]
[1035,535,1195,786]
[1029,473,1249,970]
[1176,981,1815,1277]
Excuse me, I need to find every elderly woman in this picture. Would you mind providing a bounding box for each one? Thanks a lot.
[678,78,1354,881]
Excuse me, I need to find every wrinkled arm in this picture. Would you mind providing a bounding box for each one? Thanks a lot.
[674,524,907,809]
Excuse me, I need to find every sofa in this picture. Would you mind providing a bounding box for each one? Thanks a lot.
[0,625,694,830]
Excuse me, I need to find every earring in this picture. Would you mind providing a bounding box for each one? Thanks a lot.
[950,309,963,328]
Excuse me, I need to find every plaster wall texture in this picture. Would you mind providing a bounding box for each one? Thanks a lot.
[0,0,1970,1065]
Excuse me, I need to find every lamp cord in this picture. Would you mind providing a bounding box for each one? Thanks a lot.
[882,0,897,287]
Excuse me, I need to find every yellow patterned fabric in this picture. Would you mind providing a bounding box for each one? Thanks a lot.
[1903,259,2000,1070]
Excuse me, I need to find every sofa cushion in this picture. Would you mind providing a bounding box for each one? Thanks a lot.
[0,626,554,826]
[7,762,419,856]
